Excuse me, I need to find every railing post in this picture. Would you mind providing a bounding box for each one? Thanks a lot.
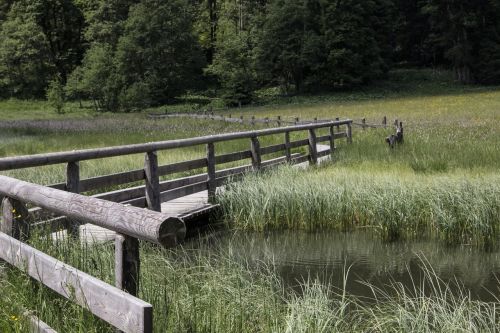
[66,161,80,238]
[145,151,161,212]
[308,129,318,165]
[277,116,281,126]
[284,131,291,162]
[115,234,140,296]
[347,122,353,144]
[362,118,366,130]
[329,126,335,155]
[295,117,299,125]
[383,116,387,127]
[335,117,340,130]
[206,142,216,203]
[1,197,29,241]
[250,136,261,171]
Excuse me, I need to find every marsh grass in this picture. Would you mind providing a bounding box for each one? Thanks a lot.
[218,165,500,247]
[2,233,500,332]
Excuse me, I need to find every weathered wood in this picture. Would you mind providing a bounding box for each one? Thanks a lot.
[0,233,153,333]
[206,143,216,203]
[0,175,185,247]
[115,234,140,296]
[31,216,69,234]
[260,143,287,156]
[333,132,347,139]
[284,132,291,162]
[66,161,80,238]
[347,123,353,144]
[329,126,335,155]
[308,129,318,165]
[160,181,208,202]
[289,138,310,149]
[316,135,331,143]
[0,119,353,171]
[335,117,340,130]
[25,311,58,333]
[157,158,207,176]
[144,151,161,212]
[383,116,387,127]
[277,116,281,126]
[317,149,332,158]
[48,183,66,191]
[79,169,145,193]
[215,150,252,164]
[250,136,261,170]
[1,197,30,241]
[362,118,366,130]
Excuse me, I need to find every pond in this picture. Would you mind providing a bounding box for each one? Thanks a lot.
[188,230,500,302]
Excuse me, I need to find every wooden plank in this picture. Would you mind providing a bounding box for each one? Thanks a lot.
[333,132,347,139]
[317,149,332,158]
[25,312,58,333]
[285,132,291,162]
[289,138,310,149]
[48,183,66,191]
[1,197,30,241]
[0,232,152,333]
[0,120,352,171]
[115,234,140,296]
[206,143,216,203]
[31,216,69,233]
[316,135,331,143]
[0,175,185,247]
[260,143,287,156]
[66,161,80,238]
[144,151,161,212]
[214,150,252,165]
[347,123,352,143]
[250,137,261,171]
[157,158,207,176]
[329,126,335,154]
[160,181,208,202]
[308,129,318,165]
[79,169,145,193]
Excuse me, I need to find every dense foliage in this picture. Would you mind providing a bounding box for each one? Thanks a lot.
[1,0,500,109]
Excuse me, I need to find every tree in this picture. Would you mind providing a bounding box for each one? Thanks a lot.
[0,3,53,98]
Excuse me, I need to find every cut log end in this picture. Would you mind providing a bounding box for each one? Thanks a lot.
[157,216,186,248]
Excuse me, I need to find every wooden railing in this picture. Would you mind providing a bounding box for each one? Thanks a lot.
[0,120,352,210]
[0,120,352,332]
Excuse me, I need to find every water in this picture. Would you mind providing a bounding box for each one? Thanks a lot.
[189,230,500,302]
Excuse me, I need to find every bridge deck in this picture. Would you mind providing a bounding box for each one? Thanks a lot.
[52,144,332,244]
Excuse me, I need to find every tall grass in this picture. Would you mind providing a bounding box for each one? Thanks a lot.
[218,165,500,247]
[2,235,500,332]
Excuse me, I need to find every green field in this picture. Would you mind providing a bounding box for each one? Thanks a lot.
[1,69,500,332]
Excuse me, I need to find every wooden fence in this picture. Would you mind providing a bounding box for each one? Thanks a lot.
[0,119,352,332]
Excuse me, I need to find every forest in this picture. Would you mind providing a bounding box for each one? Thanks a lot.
[1,0,500,111]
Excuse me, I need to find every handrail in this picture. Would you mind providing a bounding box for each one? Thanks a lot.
[0,175,186,247]
[0,120,352,171]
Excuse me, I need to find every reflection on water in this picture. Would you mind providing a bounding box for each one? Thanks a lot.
[186,230,500,302]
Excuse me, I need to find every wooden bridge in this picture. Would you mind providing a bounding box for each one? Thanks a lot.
[0,119,352,332]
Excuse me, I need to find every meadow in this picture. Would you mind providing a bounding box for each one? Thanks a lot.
[1,69,500,332]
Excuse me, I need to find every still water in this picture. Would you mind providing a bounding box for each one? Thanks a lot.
[188,230,500,302]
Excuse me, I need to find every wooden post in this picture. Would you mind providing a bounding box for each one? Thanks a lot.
[250,136,261,171]
[335,117,340,130]
[206,142,216,203]
[284,131,291,162]
[277,116,281,126]
[295,117,299,125]
[144,151,161,212]
[308,129,318,165]
[115,234,140,296]
[329,126,335,155]
[314,117,318,123]
[362,118,366,130]
[66,161,80,238]
[1,197,29,241]
[383,116,387,127]
[347,123,353,144]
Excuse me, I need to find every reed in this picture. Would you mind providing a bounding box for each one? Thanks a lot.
[218,166,500,247]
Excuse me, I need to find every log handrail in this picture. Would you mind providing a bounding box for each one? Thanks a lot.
[0,120,352,171]
[0,175,186,247]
